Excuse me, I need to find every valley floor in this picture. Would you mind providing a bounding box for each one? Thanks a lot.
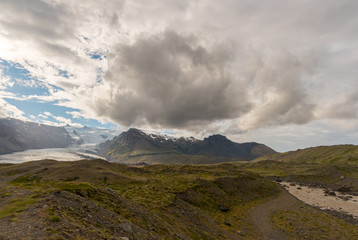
[250,185,358,240]
[249,187,291,240]
[0,160,358,239]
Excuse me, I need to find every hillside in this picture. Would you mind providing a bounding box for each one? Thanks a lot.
[1,159,357,239]
[253,144,358,164]
[0,118,73,154]
[242,145,358,195]
[99,128,276,164]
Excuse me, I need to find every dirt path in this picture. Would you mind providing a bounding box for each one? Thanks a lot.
[249,187,297,240]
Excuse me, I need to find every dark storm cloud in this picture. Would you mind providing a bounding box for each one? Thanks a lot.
[93,30,252,127]
[92,30,317,130]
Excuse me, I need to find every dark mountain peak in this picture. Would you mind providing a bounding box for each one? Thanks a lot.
[205,134,229,142]
[127,128,144,134]
[122,128,147,139]
[108,128,158,151]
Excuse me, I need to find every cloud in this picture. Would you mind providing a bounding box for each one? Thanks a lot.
[39,111,83,127]
[238,50,317,130]
[89,30,319,131]
[0,70,13,90]
[318,91,358,119]
[0,98,26,120]
[66,111,83,119]
[0,0,358,151]
[92,30,252,128]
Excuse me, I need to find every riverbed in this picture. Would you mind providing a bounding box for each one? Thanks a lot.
[280,182,358,218]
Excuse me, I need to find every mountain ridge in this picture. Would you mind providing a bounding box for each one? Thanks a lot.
[99,128,276,164]
[253,144,358,164]
[0,118,73,154]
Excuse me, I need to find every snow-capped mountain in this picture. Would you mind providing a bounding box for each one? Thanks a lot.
[65,125,121,147]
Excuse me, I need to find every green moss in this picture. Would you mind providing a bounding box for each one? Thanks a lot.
[0,196,37,219]
[12,175,42,184]
[2,192,10,197]
[49,216,60,222]
[272,204,358,239]
[57,182,97,198]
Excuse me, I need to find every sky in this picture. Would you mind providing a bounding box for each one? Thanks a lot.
[1,0,358,152]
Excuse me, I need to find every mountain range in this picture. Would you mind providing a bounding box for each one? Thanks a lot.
[0,118,73,154]
[0,118,276,164]
[99,128,276,164]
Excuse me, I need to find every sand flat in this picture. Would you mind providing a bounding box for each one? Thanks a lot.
[280,182,358,218]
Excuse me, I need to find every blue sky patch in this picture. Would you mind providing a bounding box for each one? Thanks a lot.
[0,59,116,129]
[88,51,105,60]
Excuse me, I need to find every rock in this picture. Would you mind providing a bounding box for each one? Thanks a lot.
[237,230,245,236]
[338,195,352,201]
[119,223,133,233]
[328,191,336,196]
[324,189,336,196]
[337,186,351,193]
[218,204,230,212]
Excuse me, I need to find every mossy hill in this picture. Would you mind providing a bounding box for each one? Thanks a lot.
[0,158,357,239]
[242,144,358,194]
[254,144,358,164]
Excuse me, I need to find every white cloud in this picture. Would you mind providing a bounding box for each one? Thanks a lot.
[66,111,83,119]
[0,68,14,90]
[39,111,83,127]
[0,98,27,120]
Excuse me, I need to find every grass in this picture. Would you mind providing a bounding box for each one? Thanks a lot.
[1,157,357,239]
[56,182,98,198]
[254,145,358,165]
[0,195,37,219]
[272,203,358,240]
[11,175,42,184]
[49,216,60,222]
[240,159,358,192]
[3,160,278,239]
[2,192,10,197]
